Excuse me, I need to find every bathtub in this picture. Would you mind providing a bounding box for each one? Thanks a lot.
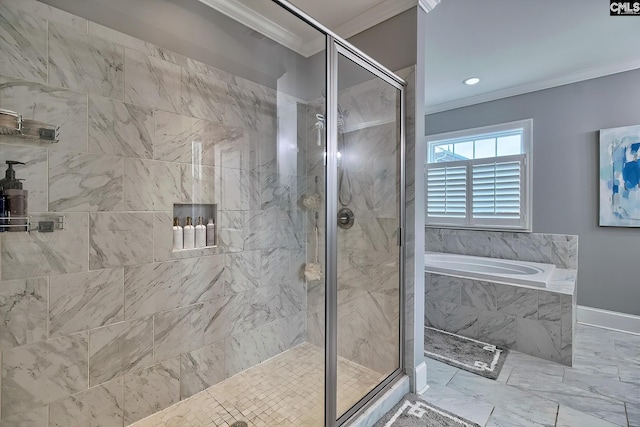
[424,252,555,288]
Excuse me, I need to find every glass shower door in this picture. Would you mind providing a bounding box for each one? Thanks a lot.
[328,42,404,422]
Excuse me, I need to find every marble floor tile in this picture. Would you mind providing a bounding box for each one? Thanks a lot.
[0,405,48,427]
[563,368,640,404]
[620,365,640,385]
[421,383,494,426]
[627,402,640,427]
[425,358,458,387]
[555,405,619,427]
[507,368,628,426]
[448,370,558,426]
[485,405,554,427]
[614,339,640,362]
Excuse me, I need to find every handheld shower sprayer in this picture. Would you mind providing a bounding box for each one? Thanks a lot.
[314,114,324,147]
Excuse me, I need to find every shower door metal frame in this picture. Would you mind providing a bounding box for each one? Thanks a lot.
[267,1,407,425]
[327,37,407,427]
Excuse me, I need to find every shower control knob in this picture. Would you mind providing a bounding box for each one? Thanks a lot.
[337,208,355,229]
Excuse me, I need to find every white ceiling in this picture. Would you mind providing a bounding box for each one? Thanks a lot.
[424,0,640,113]
[199,0,640,114]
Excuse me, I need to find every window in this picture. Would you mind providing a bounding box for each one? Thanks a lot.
[426,119,532,231]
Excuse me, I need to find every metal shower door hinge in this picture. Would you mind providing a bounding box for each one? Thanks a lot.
[397,226,403,246]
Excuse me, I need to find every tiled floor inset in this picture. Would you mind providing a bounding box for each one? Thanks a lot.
[422,323,640,426]
[131,343,386,427]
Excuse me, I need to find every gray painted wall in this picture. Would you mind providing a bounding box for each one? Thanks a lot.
[426,68,640,316]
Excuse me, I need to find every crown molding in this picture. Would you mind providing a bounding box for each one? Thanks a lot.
[426,59,640,114]
[199,0,420,58]
[419,0,442,13]
[197,0,305,54]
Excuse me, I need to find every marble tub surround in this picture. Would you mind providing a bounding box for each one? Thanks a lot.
[425,270,576,365]
[425,228,578,269]
[0,1,309,425]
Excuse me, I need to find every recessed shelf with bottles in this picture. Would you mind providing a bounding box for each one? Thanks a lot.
[172,203,217,252]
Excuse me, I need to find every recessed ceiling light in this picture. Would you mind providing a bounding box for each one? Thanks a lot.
[464,77,480,85]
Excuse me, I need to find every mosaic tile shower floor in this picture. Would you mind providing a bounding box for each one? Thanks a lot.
[131,343,387,427]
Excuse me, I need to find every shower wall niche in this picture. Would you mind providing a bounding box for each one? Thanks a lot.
[0,0,306,425]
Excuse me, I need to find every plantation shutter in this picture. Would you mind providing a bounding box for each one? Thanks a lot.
[426,163,467,223]
[472,155,525,226]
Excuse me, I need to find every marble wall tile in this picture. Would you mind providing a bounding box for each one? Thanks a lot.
[307,310,324,348]
[1,332,88,417]
[225,78,276,133]
[49,377,124,427]
[49,269,124,338]
[495,285,538,319]
[124,261,181,320]
[123,158,186,211]
[0,277,47,350]
[123,358,180,425]
[244,284,300,330]
[153,211,173,262]
[49,150,123,212]
[179,341,225,399]
[425,298,447,330]
[89,212,154,269]
[260,172,291,211]
[516,318,562,363]
[478,310,516,348]
[491,232,552,264]
[0,3,47,83]
[461,280,497,311]
[1,212,88,280]
[181,163,219,204]
[224,250,259,294]
[88,95,154,159]
[181,66,227,123]
[89,316,153,386]
[3,0,86,29]
[0,77,88,152]
[208,122,251,170]
[0,408,48,427]
[551,234,578,269]
[49,23,124,99]
[154,111,206,163]
[445,303,479,338]
[181,255,225,303]
[220,168,251,210]
[87,22,154,55]
[202,294,246,345]
[224,312,305,378]
[561,295,573,366]
[426,273,461,304]
[154,304,205,362]
[0,145,47,212]
[124,49,181,112]
[425,228,443,252]
[260,247,289,287]
[538,291,562,322]
[216,211,245,253]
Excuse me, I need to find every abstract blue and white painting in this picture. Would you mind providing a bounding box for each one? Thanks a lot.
[600,124,640,226]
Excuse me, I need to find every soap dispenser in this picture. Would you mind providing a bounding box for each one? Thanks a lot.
[172,217,183,251]
[0,161,28,232]
[183,216,195,249]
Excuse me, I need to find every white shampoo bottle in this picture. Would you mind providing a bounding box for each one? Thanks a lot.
[183,216,195,249]
[172,217,183,251]
[195,216,206,248]
[206,218,216,246]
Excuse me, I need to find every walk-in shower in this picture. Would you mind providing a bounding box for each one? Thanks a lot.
[0,0,406,425]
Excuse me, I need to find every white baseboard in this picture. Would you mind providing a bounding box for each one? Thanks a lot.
[577,305,640,335]
[414,361,428,394]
